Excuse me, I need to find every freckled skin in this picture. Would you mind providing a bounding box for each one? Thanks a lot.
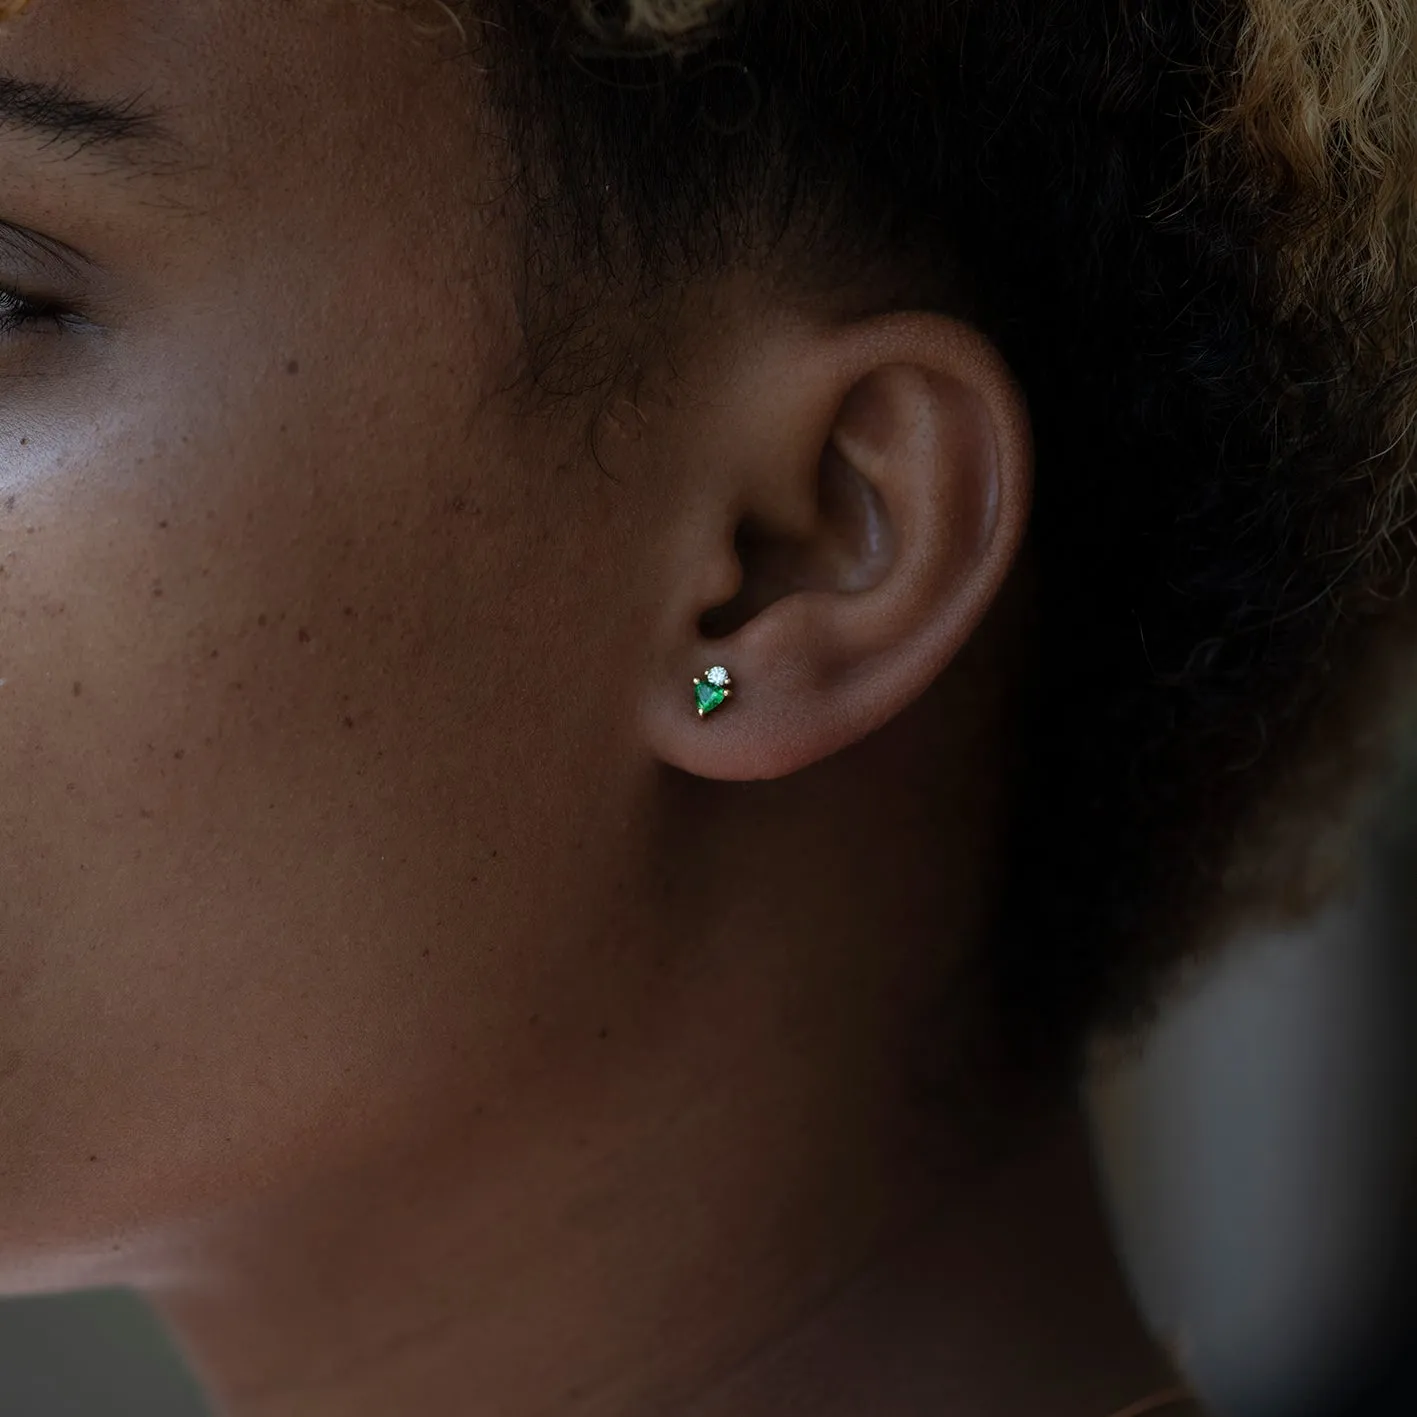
[0,0,659,1256]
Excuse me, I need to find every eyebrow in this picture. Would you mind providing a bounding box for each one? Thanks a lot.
[0,71,170,164]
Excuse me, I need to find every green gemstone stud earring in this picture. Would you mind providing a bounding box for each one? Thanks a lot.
[693,665,733,718]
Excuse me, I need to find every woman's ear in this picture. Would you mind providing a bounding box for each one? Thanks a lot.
[638,308,1032,781]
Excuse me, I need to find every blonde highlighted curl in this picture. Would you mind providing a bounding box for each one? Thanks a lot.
[1215,0,1417,310]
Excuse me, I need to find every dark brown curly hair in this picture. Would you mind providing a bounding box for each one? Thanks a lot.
[435,0,1417,1081]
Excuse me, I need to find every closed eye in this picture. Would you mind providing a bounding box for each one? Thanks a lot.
[0,284,81,334]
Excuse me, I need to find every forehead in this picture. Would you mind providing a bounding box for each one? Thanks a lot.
[0,0,278,113]
[0,0,476,185]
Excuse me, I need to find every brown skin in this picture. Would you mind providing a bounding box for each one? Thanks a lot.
[0,3,1182,1414]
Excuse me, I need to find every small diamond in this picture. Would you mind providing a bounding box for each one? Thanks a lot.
[705,665,731,687]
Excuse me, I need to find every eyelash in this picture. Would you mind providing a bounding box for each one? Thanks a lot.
[0,284,79,334]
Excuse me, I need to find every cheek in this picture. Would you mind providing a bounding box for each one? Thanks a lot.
[0,338,619,1230]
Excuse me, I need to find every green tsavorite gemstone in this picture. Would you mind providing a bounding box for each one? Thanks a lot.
[695,680,727,716]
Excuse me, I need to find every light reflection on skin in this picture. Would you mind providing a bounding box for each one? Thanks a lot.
[0,1,34,24]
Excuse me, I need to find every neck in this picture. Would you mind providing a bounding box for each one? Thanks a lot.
[684,1113,1178,1417]
[144,1104,1174,1417]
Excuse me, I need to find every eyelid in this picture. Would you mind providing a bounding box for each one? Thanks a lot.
[0,217,91,268]
[0,217,96,299]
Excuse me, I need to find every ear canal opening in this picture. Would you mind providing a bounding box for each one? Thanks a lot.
[698,518,777,640]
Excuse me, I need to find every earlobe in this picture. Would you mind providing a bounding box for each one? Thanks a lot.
[640,309,1032,782]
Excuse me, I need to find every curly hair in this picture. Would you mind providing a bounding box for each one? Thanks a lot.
[453,0,1417,1081]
